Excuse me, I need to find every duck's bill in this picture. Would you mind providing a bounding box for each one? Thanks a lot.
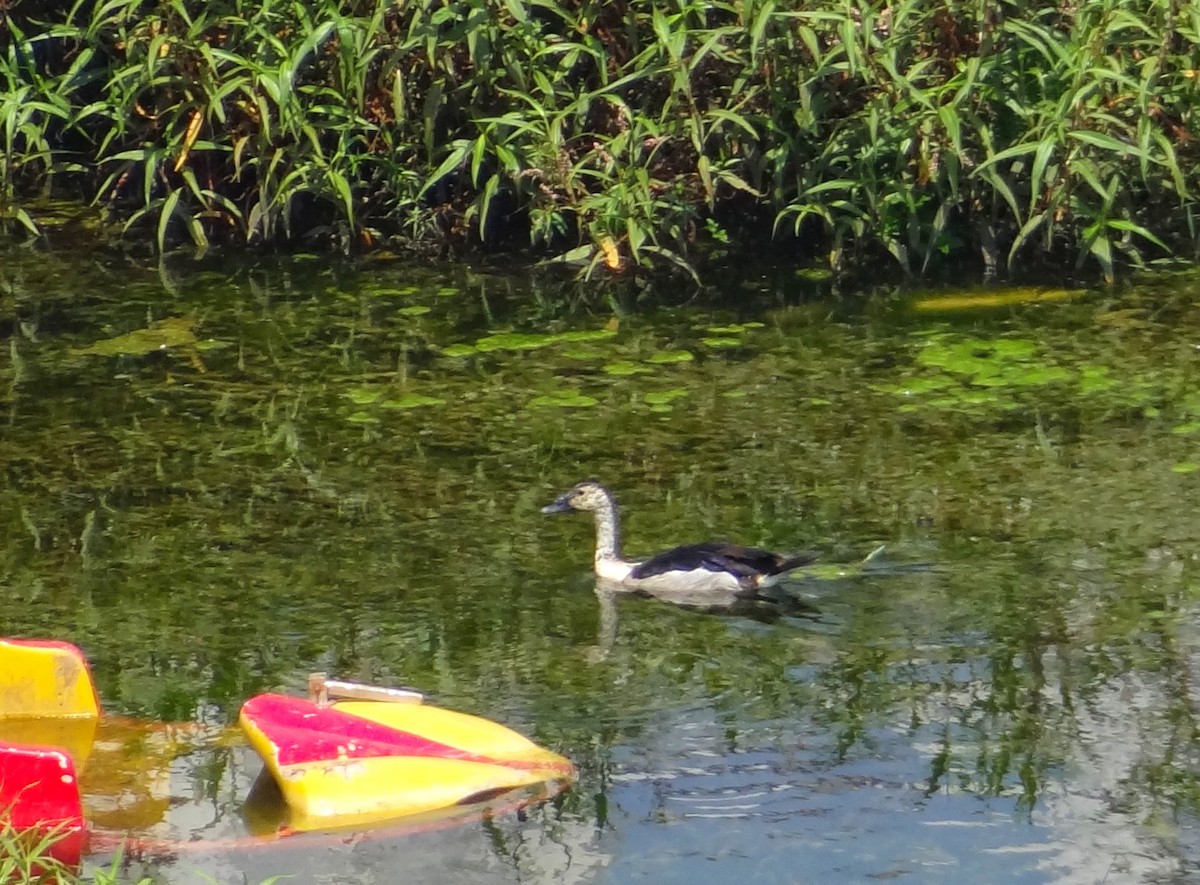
[541,497,573,514]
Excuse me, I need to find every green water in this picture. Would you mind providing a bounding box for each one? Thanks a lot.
[4,244,1200,883]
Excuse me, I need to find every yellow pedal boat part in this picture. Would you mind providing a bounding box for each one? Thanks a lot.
[0,638,100,720]
[239,693,574,832]
[0,638,98,866]
[0,638,100,771]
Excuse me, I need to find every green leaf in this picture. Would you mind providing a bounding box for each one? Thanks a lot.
[1072,158,1113,203]
[714,169,762,197]
[974,141,1041,176]
[529,391,599,408]
[503,0,528,22]
[1029,139,1057,213]
[345,387,383,405]
[1007,211,1049,268]
[706,108,759,140]
[937,104,962,153]
[184,213,208,248]
[1105,218,1169,251]
[327,168,354,225]
[157,190,180,252]
[976,166,1022,226]
[646,350,694,364]
[749,0,776,63]
[697,155,714,203]
[541,244,595,266]
[419,139,471,199]
[644,387,689,406]
[1085,232,1114,283]
[478,173,500,241]
[1067,129,1142,159]
[603,361,651,376]
[9,207,40,237]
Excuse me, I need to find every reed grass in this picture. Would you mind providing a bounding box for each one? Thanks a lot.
[0,816,73,883]
[2,0,1197,282]
[0,815,146,885]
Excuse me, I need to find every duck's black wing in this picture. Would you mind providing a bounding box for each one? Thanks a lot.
[630,542,816,581]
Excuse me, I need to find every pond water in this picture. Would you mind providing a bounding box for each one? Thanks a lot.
[3,242,1200,884]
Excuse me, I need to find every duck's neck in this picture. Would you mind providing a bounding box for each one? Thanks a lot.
[590,497,623,565]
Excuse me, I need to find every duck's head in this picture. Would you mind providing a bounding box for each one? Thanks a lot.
[541,480,612,515]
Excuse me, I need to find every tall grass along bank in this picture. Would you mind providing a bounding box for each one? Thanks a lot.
[2,0,1197,282]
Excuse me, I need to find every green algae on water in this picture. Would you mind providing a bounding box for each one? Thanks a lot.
[528,391,599,408]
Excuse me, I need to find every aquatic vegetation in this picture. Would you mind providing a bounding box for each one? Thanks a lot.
[527,390,600,408]
[472,328,615,353]
[646,350,694,364]
[8,246,1200,880]
[883,328,1168,421]
[345,388,384,405]
[603,361,651,376]
[703,323,766,335]
[345,387,446,415]
[643,388,690,411]
[72,318,200,358]
[380,393,446,409]
[911,287,1081,313]
[2,0,1197,282]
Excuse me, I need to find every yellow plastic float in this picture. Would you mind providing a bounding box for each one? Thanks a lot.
[239,674,574,832]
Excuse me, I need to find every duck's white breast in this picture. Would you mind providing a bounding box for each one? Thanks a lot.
[595,557,636,583]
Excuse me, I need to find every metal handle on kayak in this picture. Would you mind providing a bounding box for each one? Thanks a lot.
[307,672,425,706]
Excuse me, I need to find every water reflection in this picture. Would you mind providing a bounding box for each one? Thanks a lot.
[6,245,1200,882]
[75,731,600,884]
[586,581,833,665]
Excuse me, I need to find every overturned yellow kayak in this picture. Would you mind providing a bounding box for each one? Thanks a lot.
[239,681,574,832]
